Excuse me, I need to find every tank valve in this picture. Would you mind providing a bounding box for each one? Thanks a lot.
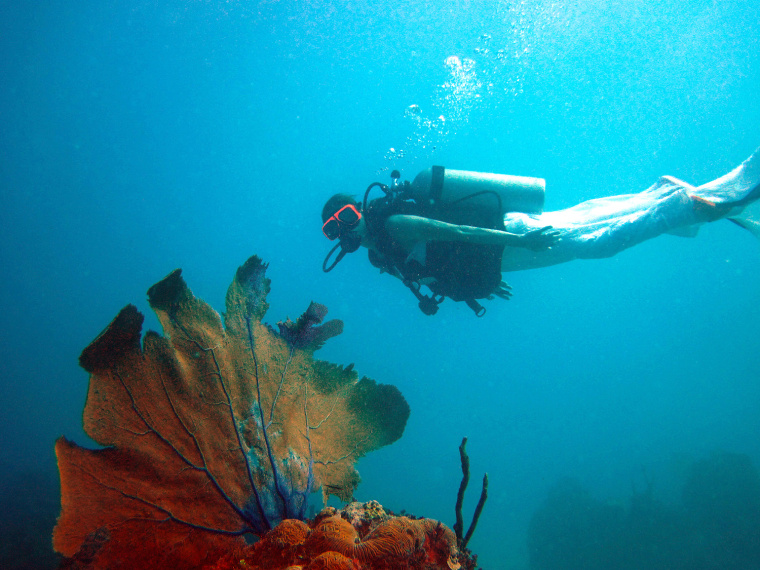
[389,169,411,199]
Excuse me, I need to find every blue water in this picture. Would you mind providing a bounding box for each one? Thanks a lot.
[1,1,759,568]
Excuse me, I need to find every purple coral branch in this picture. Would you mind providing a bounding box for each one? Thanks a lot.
[276,302,343,351]
[261,343,313,519]
[246,317,297,523]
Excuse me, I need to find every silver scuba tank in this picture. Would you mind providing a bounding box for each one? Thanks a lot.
[408,166,545,215]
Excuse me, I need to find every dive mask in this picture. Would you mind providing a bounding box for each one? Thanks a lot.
[322,204,362,240]
[322,204,363,272]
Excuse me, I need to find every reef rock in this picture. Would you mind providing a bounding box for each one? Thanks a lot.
[54,256,410,569]
[206,501,463,570]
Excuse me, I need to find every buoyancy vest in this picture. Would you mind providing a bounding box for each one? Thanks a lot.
[364,192,506,316]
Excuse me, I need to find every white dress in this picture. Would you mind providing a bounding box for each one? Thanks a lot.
[501,148,760,272]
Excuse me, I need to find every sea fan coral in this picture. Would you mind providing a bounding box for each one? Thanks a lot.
[54,255,410,569]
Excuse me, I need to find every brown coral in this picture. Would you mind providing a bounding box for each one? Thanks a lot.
[302,515,359,557]
[255,519,311,566]
[306,552,360,570]
[204,502,462,570]
[420,519,461,570]
[298,505,459,569]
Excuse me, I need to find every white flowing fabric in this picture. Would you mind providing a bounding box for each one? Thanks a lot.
[501,148,760,272]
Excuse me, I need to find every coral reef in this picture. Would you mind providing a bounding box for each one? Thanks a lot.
[54,255,410,569]
[205,501,463,570]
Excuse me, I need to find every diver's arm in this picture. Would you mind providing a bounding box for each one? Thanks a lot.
[386,214,557,250]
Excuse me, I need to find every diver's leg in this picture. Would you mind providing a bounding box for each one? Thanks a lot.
[691,148,760,210]
[500,181,695,271]
[501,147,760,272]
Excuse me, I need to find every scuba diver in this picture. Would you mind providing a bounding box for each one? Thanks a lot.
[322,148,760,316]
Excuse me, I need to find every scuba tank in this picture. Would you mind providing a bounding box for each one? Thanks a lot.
[407,165,545,215]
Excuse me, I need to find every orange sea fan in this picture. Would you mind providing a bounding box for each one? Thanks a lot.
[54,256,410,569]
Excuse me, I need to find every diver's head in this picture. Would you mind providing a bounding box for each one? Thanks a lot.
[321,194,367,272]
[321,194,366,250]
[321,193,358,224]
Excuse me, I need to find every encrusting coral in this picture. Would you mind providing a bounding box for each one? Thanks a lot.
[205,501,465,570]
[53,255,410,569]
[305,551,361,570]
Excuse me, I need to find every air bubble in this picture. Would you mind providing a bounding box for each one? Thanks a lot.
[445,55,462,70]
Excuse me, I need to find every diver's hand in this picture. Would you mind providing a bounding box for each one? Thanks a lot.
[492,281,513,300]
[521,226,560,251]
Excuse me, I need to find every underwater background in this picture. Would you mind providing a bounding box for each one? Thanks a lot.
[1,0,759,568]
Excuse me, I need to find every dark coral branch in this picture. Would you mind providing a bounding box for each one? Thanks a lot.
[462,473,488,549]
[453,437,488,549]
[453,437,469,542]
[154,367,256,527]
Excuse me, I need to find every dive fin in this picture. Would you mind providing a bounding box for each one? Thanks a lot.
[728,217,760,240]
[727,199,760,240]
